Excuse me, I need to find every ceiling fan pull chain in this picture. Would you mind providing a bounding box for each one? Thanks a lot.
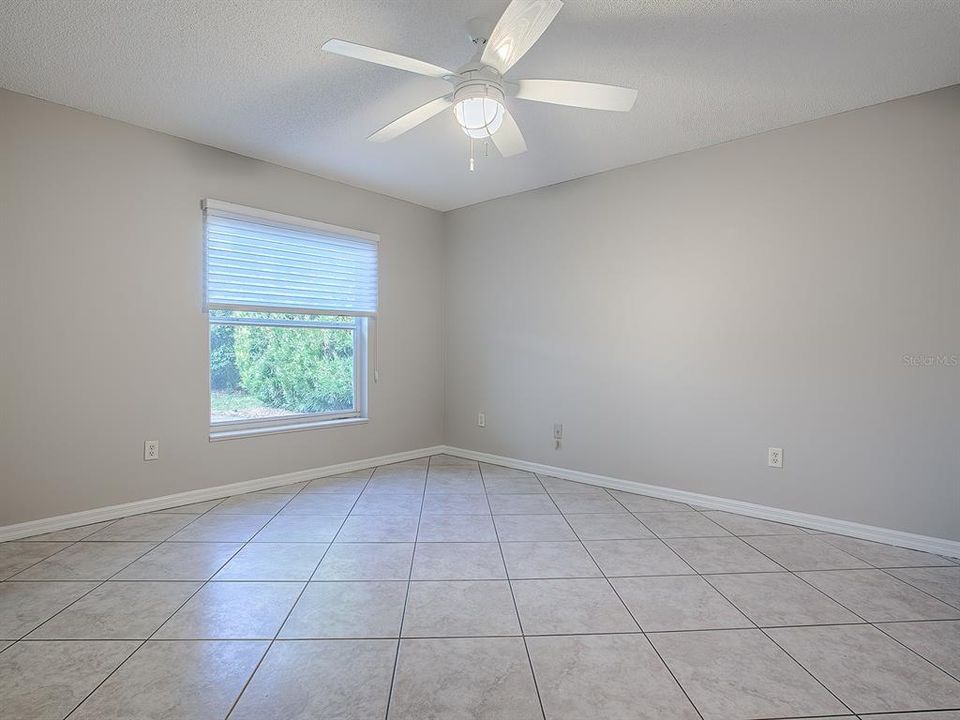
[469,136,475,172]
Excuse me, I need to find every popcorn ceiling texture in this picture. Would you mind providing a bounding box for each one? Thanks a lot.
[0,0,957,210]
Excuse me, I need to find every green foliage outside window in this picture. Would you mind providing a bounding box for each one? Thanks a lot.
[210,313,356,419]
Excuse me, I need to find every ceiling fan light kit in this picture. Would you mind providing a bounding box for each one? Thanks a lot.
[322,0,638,170]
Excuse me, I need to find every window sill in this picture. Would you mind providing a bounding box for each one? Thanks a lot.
[209,416,368,442]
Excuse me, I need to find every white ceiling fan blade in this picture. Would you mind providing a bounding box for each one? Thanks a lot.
[482,0,564,75]
[492,109,527,157]
[513,79,637,111]
[322,39,455,79]
[368,95,453,143]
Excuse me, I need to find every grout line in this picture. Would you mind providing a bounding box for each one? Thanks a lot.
[381,457,429,720]
[493,463,548,720]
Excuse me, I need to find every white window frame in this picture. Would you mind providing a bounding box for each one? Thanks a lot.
[204,200,377,440]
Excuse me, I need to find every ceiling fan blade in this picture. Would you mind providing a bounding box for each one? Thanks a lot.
[491,109,527,157]
[322,39,455,79]
[481,0,564,75]
[513,79,637,111]
[368,95,454,143]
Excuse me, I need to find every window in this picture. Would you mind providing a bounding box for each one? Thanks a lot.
[203,199,378,438]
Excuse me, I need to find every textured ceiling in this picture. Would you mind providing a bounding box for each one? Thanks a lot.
[1,0,958,211]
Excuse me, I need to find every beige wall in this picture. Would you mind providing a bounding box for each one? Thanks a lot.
[443,86,960,540]
[3,86,958,539]
[0,89,444,525]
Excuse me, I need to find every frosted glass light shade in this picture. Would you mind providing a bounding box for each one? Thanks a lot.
[454,97,504,139]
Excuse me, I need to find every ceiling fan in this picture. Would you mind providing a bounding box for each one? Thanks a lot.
[321,0,637,165]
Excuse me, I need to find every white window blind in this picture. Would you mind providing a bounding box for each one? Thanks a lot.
[203,199,379,316]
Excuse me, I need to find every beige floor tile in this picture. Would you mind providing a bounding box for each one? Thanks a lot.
[168,514,271,542]
[280,580,407,638]
[114,542,241,580]
[494,514,578,541]
[411,542,506,580]
[350,493,423,515]
[335,515,419,542]
[886,566,960,607]
[421,492,491,515]
[742,535,871,570]
[155,581,302,639]
[0,542,73,579]
[280,492,358,515]
[0,640,137,720]
[706,572,861,626]
[27,581,200,639]
[553,493,626,514]
[501,541,602,578]
[821,535,955,568]
[636,511,730,538]
[416,514,498,542]
[665,537,783,574]
[402,580,520,637]
[585,538,695,576]
[208,493,292,515]
[511,578,638,635]
[650,629,848,720]
[251,514,343,542]
[878,620,960,678]
[612,576,751,631]
[768,624,960,713]
[528,634,699,720]
[799,569,960,621]
[566,512,656,540]
[20,521,116,541]
[389,637,542,720]
[13,542,155,580]
[70,640,267,720]
[213,542,328,580]
[313,542,414,580]
[482,476,546,494]
[487,493,559,515]
[703,511,805,536]
[229,639,396,720]
[609,492,693,512]
[83,513,195,541]
[0,581,98,638]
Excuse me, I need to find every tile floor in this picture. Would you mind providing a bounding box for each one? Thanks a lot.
[1,454,958,719]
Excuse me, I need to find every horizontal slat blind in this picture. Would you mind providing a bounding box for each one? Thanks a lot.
[204,200,379,316]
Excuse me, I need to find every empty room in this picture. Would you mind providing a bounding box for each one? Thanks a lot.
[1,1,958,718]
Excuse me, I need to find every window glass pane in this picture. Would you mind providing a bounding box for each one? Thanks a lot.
[210,321,355,423]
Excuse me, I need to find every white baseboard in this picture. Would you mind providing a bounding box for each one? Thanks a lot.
[3,442,956,560]
[0,446,445,542]
[443,446,960,560]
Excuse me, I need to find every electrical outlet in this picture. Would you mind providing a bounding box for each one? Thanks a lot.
[768,447,783,468]
[144,440,159,461]
[477,412,485,428]
[553,423,563,440]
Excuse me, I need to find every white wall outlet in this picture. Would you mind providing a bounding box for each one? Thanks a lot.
[144,440,159,461]
[477,412,485,428]
[553,423,563,440]
[768,447,783,468]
